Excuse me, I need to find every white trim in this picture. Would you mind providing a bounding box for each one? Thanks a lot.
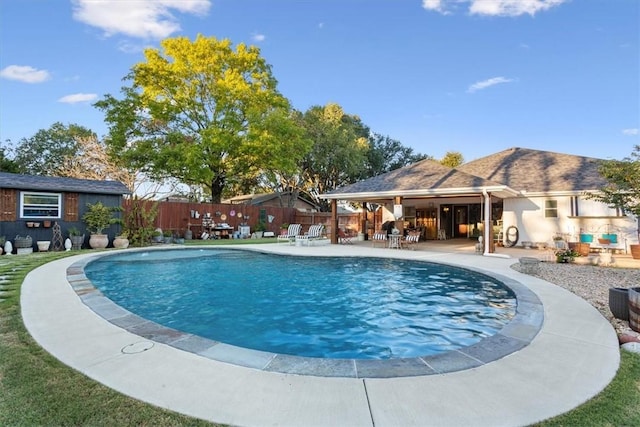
[20,191,62,219]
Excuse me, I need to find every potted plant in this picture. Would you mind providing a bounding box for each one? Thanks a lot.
[68,226,85,250]
[113,231,130,249]
[555,248,579,263]
[152,229,163,243]
[254,221,266,238]
[280,223,289,235]
[163,230,173,244]
[82,201,118,249]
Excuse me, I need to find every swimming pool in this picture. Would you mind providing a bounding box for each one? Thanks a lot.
[84,248,517,360]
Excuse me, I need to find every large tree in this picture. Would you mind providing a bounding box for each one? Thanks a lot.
[12,122,95,176]
[363,133,431,178]
[95,34,308,203]
[0,144,19,173]
[297,104,370,210]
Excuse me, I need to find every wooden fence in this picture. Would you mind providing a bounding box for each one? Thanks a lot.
[123,200,382,239]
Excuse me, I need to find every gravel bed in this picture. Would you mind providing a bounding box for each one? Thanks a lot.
[511,261,640,337]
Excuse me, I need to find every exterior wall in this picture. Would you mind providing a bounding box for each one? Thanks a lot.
[0,189,124,251]
[502,195,637,249]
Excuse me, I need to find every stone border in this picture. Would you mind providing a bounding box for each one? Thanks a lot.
[66,248,543,378]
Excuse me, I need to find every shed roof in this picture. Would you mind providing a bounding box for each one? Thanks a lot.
[457,147,607,193]
[0,172,131,195]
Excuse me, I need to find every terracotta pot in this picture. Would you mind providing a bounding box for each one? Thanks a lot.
[89,234,109,249]
[630,244,640,260]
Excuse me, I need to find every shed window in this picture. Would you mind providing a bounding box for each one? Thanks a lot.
[544,200,558,218]
[20,192,61,218]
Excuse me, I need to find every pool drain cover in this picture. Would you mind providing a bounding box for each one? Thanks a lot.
[122,341,154,354]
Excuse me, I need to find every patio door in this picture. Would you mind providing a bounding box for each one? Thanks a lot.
[453,205,469,238]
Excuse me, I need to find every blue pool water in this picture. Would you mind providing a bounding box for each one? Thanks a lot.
[85,249,517,360]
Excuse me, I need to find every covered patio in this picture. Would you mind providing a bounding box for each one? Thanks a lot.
[322,159,519,254]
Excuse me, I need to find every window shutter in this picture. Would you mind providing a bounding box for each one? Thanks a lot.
[0,189,17,221]
[64,193,79,221]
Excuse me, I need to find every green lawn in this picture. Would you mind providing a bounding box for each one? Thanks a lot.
[1,245,638,426]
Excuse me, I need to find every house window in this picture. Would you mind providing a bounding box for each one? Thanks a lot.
[20,192,62,218]
[545,200,558,218]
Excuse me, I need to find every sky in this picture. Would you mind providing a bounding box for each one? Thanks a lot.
[0,0,638,163]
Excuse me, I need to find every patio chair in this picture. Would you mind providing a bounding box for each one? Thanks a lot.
[371,232,387,248]
[338,228,353,244]
[401,231,420,250]
[277,223,302,245]
[295,224,325,246]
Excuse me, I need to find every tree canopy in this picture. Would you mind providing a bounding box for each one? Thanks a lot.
[586,145,640,237]
[440,151,464,168]
[12,122,95,176]
[95,34,308,203]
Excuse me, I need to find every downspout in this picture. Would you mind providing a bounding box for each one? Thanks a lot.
[483,189,510,258]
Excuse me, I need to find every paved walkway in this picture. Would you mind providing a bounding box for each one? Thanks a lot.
[21,243,620,427]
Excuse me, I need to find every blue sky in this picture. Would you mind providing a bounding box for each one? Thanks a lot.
[1,0,638,163]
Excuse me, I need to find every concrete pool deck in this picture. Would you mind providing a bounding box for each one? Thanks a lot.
[21,244,620,427]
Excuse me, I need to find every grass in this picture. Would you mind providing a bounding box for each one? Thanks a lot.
[1,243,639,426]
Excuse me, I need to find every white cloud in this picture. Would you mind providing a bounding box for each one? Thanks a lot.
[0,65,51,83]
[422,0,451,14]
[622,128,639,136]
[467,76,515,93]
[251,33,266,42]
[423,0,567,17]
[58,93,98,104]
[71,0,211,40]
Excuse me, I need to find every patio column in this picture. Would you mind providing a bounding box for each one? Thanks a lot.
[483,190,494,254]
[361,202,368,240]
[330,199,338,244]
[394,196,403,234]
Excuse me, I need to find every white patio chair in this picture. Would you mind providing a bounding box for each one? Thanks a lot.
[277,223,302,245]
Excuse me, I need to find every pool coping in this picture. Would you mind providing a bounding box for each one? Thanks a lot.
[22,244,621,427]
[68,246,543,378]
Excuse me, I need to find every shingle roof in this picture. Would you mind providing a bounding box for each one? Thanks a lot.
[457,147,607,193]
[0,172,131,195]
[325,158,514,199]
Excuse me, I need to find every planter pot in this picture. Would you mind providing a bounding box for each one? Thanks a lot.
[630,287,640,333]
[70,235,84,250]
[113,236,129,249]
[163,236,173,244]
[89,234,109,249]
[568,242,590,257]
[37,241,50,252]
[630,244,640,260]
[152,235,163,243]
[14,236,32,249]
[609,287,630,321]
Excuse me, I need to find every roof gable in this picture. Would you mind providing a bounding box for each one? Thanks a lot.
[457,147,606,193]
[0,172,131,195]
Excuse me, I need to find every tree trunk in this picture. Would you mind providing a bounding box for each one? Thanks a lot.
[210,174,226,204]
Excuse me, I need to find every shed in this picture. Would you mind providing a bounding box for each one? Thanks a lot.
[0,172,130,251]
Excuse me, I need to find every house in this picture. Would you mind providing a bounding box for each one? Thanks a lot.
[222,192,320,211]
[322,147,636,252]
[0,172,131,251]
